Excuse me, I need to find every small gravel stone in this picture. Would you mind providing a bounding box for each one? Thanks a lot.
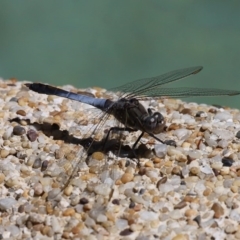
[154,144,167,158]
[79,197,89,205]
[222,157,234,167]
[41,160,48,171]
[16,109,26,116]
[174,200,187,209]
[0,197,17,211]
[62,208,75,217]
[92,152,104,161]
[0,149,10,158]
[27,129,38,142]
[211,202,224,218]
[236,131,240,139]
[13,125,26,135]
[121,173,134,183]
[214,111,232,121]
[33,182,43,196]
[94,183,111,196]
[32,158,42,168]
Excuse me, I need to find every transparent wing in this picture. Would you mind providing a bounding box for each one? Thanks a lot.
[134,87,240,99]
[110,66,203,98]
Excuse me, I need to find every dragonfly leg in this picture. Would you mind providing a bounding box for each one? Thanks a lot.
[147,133,176,146]
[102,126,135,151]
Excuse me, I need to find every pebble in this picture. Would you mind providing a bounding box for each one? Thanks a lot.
[214,111,232,121]
[92,152,104,161]
[62,208,75,216]
[94,184,111,196]
[222,157,234,167]
[33,183,43,196]
[13,125,26,135]
[27,129,38,142]
[32,158,42,168]
[185,209,198,219]
[0,197,17,211]
[172,234,189,240]
[173,128,191,140]
[121,173,134,183]
[0,149,10,158]
[1,80,240,239]
[211,202,224,218]
[154,143,167,158]
[16,109,26,116]
[236,131,240,139]
[41,160,49,171]
[174,200,187,209]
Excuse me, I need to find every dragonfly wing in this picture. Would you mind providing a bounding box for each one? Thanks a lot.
[135,87,240,99]
[110,66,203,97]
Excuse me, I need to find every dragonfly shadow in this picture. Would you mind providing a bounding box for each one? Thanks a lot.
[10,118,151,159]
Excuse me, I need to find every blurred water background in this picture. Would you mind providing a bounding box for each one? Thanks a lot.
[1,1,240,108]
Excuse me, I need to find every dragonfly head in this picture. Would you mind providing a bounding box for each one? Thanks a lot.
[143,109,165,134]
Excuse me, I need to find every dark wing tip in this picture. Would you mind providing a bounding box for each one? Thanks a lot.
[192,66,203,75]
[25,83,31,88]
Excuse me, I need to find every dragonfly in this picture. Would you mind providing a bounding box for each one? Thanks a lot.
[25,66,240,192]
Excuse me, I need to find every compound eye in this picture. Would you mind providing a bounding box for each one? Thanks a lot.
[144,115,157,132]
[129,98,138,105]
[153,112,164,123]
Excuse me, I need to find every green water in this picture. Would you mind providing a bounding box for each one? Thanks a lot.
[1,1,240,108]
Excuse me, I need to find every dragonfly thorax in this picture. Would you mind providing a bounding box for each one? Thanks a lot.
[111,98,165,134]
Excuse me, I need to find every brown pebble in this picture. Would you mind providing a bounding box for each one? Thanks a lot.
[106,211,115,222]
[83,203,92,211]
[62,232,70,239]
[13,125,26,135]
[172,166,181,175]
[18,204,25,213]
[41,226,51,236]
[145,161,154,167]
[18,97,28,106]
[233,179,240,187]
[62,208,75,216]
[211,202,224,218]
[71,223,85,234]
[121,173,134,183]
[174,200,187,209]
[190,167,200,175]
[181,108,192,115]
[185,209,198,219]
[32,223,44,231]
[138,167,146,175]
[156,176,167,188]
[22,190,29,198]
[46,203,54,215]
[16,109,26,116]
[203,188,212,196]
[231,185,238,193]
[153,157,161,163]
[0,149,10,158]
[152,196,161,203]
[172,233,189,240]
[27,129,38,142]
[133,204,142,211]
[119,228,133,236]
[92,152,104,161]
[168,123,179,131]
[0,173,5,184]
[64,185,73,196]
